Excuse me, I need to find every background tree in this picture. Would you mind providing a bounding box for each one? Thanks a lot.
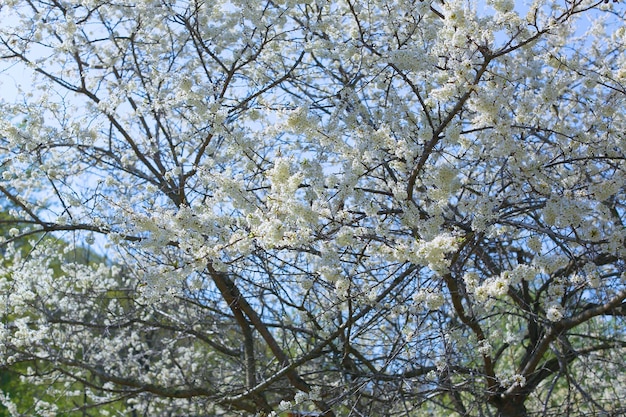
[0,209,120,417]
[0,0,625,416]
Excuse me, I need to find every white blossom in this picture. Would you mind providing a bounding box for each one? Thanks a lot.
[278,400,292,411]
[546,305,564,322]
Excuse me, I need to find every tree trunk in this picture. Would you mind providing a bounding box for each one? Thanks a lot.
[490,395,528,417]
[496,398,528,417]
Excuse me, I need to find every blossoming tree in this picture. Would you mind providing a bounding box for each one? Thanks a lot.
[0,0,625,416]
